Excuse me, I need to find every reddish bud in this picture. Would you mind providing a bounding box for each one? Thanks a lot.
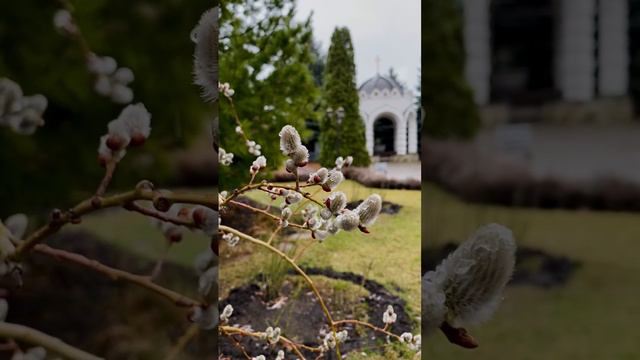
[106,134,127,150]
[192,207,206,226]
[129,132,147,146]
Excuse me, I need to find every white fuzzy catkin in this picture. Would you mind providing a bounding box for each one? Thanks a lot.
[279,125,302,155]
[290,144,309,166]
[220,304,233,322]
[4,214,28,240]
[326,191,347,214]
[336,210,359,231]
[354,194,382,226]
[192,7,219,102]
[0,79,47,135]
[324,169,344,191]
[308,167,329,184]
[118,103,152,139]
[423,223,516,333]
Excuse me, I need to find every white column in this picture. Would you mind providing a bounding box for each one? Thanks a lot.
[395,117,407,155]
[365,119,374,155]
[407,114,417,154]
[463,0,491,105]
[598,0,628,96]
[555,0,596,101]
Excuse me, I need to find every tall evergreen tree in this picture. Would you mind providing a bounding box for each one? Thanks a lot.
[423,0,480,138]
[219,0,319,188]
[319,27,370,167]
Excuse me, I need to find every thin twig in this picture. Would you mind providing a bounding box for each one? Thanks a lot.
[227,200,307,230]
[12,189,217,259]
[95,161,117,197]
[0,322,103,360]
[34,244,200,308]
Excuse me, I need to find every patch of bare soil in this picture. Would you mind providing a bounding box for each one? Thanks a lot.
[219,268,415,359]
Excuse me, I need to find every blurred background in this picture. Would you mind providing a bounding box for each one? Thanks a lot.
[1,1,216,359]
[423,0,640,358]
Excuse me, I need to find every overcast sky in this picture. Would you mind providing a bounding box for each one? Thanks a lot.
[295,0,421,92]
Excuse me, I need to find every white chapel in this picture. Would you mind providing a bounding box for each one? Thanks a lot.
[358,73,419,157]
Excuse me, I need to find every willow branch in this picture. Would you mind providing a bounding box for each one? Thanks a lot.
[12,188,217,259]
[0,322,103,360]
[125,202,194,227]
[220,325,316,359]
[34,244,200,308]
[219,226,334,325]
[227,200,307,230]
[333,319,402,341]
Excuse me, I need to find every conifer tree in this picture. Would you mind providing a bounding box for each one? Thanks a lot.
[319,27,370,167]
[423,0,480,138]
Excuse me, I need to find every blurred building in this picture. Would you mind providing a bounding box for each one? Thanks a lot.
[358,73,419,159]
[462,0,633,125]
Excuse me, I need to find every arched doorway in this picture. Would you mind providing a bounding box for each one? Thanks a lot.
[373,117,395,156]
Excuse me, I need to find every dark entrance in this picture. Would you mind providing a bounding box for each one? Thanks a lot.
[490,0,558,105]
[373,117,395,156]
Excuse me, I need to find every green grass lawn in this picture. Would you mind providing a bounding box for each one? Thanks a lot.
[221,180,422,359]
[238,180,422,313]
[424,182,640,359]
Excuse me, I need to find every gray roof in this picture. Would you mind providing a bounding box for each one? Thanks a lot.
[358,74,404,95]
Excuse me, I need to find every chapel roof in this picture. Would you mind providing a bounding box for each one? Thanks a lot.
[358,74,404,95]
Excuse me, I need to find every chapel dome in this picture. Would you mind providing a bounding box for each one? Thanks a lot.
[358,74,404,95]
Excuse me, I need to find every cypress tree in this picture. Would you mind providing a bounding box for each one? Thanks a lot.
[423,0,480,138]
[320,27,370,167]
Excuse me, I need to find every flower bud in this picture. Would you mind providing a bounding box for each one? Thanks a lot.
[281,207,292,220]
[220,304,233,322]
[344,156,353,167]
[285,191,303,204]
[285,159,296,173]
[192,206,218,236]
[327,220,340,234]
[326,191,347,214]
[383,305,397,324]
[308,167,329,184]
[279,125,302,155]
[322,170,344,192]
[265,326,281,344]
[355,194,382,226]
[114,67,135,84]
[319,208,332,220]
[110,84,134,104]
[4,213,28,240]
[106,120,131,150]
[423,223,516,333]
[118,103,152,145]
[222,233,240,247]
[336,210,359,231]
[290,145,309,167]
